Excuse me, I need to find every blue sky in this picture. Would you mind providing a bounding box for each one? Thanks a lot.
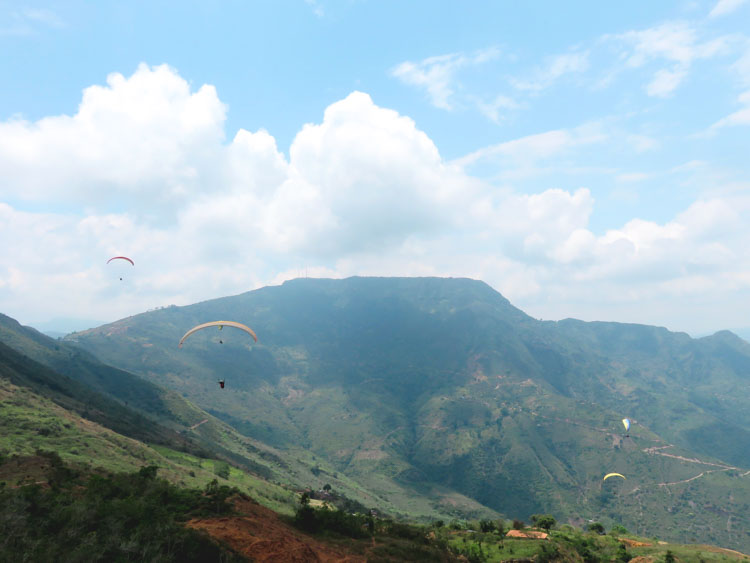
[1,0,749,336]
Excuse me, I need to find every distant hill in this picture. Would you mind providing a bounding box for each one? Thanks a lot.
[66,277,750,551]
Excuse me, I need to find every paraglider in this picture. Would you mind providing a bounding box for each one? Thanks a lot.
[178,321,257,348]
[603,473,626,481]
[107,256,134,266]
[178,321,258,390]
[107,256,134,281]
[622,418,631,437]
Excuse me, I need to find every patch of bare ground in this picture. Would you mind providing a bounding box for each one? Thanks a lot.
[187,496,366,562]
[619,538,652,547]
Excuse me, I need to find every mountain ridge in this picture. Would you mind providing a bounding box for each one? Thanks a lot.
[55,276,750,551]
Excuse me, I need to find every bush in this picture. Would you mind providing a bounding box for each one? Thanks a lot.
[0,462,243,562]
[214,461,231,480]
[536,541,560,563]
[588,522,605,534]
[293,503,369,538]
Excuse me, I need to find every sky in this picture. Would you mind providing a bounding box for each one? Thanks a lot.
[1,0,749,337]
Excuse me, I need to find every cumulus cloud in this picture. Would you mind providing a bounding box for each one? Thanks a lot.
[1,64,748,335]
[0,63,227,216]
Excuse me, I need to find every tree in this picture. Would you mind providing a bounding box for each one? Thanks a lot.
[512,519,525,530]
[322,483,332,491]
[588,522,605,534]
[479,519,496,533]
[664,550,676,563]
[531,514,556,531]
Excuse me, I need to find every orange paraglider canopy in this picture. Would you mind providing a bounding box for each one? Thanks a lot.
[178,321,258,348]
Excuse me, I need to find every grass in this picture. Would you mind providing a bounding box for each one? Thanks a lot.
[0,378,298,514]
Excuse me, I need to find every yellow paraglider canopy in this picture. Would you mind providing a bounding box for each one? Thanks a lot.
[603,472,626,481]
[178,321,258,348]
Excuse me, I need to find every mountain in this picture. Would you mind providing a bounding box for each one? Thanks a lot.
[65,277,750,551]
[0,308,492,522]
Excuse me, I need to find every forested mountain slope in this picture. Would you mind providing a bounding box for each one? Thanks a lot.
[66,277,750,551]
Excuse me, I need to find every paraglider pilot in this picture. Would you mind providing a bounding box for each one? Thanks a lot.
[218,379,225,389]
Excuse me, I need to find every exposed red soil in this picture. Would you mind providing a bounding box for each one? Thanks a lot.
[187,497,366,562]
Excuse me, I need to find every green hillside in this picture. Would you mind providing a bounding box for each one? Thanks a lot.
[1,308,494,523]
[65,277,750,552]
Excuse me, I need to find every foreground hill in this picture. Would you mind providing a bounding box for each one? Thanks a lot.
[67,277,750,551]
[1,309,493,522]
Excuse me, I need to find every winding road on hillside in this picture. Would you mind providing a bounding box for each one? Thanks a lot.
[642,445,745,486]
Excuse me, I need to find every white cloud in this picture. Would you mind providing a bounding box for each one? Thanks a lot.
[474,95,520,124]
[454,123,607,168]
[0,8,64,36]
[0,63,227,216]
[616,172,650,182]
[511,51,590,92]
[610,22,731,97]
[23,9,64,28]
[391,48,500,110]
[709,0,749,17]
[710,89,750,129]
[731,42,750,85]
[1,65,749,335]
[627,134,660,153]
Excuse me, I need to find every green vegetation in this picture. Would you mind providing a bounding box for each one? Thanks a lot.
[62,277,750,552]
[288,499,750,563]
[4,278,750,554]
[0,453,244,562]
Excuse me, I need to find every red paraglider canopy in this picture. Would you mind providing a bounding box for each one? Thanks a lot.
[107,256,134,266]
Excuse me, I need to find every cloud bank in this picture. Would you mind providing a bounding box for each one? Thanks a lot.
[1,64,748,335]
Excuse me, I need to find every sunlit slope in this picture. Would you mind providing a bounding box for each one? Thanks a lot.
[68,277,750,550]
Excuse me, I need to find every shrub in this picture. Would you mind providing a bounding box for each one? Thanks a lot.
[213,461,230,480]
